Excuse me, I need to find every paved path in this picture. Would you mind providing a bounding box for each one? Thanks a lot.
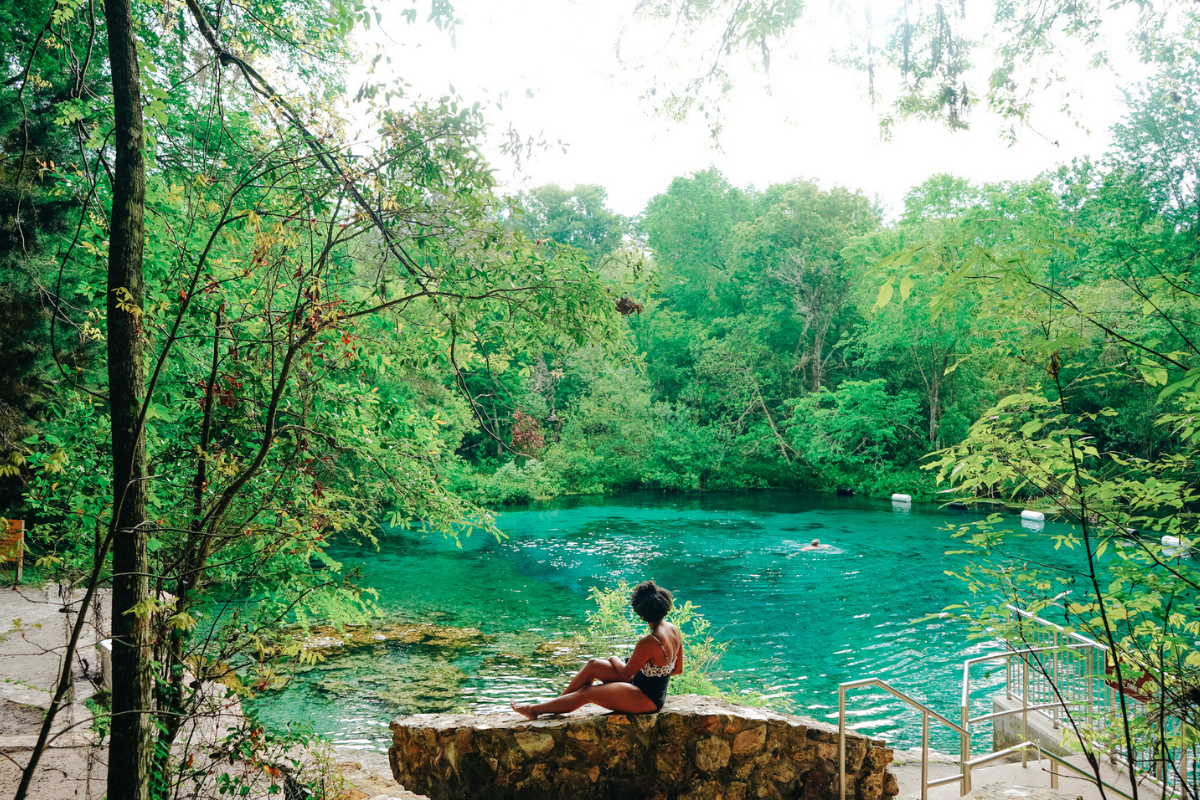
[0,583,425,799]
[1,583,107,799]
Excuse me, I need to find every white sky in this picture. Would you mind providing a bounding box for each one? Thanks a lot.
[350,0,1152,219]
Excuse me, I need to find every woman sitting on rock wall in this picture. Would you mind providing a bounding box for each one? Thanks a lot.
[511,581,683,719]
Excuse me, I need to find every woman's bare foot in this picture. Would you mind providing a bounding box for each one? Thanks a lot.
[510,700,538,720]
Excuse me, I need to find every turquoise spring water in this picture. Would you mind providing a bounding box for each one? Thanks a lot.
[246,491,1067,752]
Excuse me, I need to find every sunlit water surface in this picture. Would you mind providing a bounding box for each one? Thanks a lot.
[246,491,1066,752]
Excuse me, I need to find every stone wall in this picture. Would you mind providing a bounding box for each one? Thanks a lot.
[389,694,899,800]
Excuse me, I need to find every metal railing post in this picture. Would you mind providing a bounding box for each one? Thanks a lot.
[1006,605,1014,700]
[1051,755,1059,789]
[839,686,847,800]
[961,705,971,795]
[1085,646,1094,729]
[1022,652,1030,768]
[922,710,930,800]
[839,677,976,800]
[1052,629,1060,727]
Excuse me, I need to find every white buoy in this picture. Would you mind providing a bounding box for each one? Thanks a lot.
[891,493,912,503]
[1021,510,1045,521]
[1162,536,1191,558]
[1021,518,1045,531]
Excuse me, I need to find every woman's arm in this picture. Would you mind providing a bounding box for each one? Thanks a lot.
[672,628,691,671]
[613,638,654,681]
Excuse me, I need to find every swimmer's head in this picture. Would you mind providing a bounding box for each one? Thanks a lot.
[811,539,820,547]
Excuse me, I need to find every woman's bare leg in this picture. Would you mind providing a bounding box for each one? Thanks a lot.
[560,658,625,696]
[511,683,657,720]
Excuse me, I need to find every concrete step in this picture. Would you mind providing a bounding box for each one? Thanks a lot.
[964,784,1085,800]
[924,753,1161,800]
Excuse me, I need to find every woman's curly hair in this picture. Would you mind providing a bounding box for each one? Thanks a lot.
[630,580,673,624]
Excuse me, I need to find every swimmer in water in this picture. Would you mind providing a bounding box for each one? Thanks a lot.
[801,538,826,551]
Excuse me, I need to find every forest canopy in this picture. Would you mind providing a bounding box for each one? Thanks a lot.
[2,0,1200,798]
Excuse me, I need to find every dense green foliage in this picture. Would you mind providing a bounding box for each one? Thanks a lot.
[3,0,1199,794]
[11,1,1196,516]
[439,50,1198,515]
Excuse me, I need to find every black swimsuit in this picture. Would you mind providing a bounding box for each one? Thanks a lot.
[630,635,676,711]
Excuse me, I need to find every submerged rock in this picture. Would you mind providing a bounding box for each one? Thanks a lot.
[389,694,897,800]
[299,621,489,657]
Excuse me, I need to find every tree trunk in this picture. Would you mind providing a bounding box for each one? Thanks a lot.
[810,317,829,392]
[928,374,941,445]
[927,351,948,449]
[103,0,153,795]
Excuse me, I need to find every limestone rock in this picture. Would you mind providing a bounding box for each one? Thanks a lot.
[513,731,555,758]
[694,736,732,772]
[389,695,898,800]
[732,725,766,755]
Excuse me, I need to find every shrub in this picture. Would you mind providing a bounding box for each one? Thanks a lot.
[445,459,564,505]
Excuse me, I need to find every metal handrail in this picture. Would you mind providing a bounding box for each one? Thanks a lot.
[842,677,968,734]
[970,701,1066,724]
[839,606,1183,800]
[962,740,1041,793]
[839,677,969,800]
[1006,603,1105,649]
[957,645,1085,769]
[959,645,1100,711]
[998,606,1189,795]
[958,643,1105,764]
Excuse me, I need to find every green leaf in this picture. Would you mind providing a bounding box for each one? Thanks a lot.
[146,403,176,422]
[874,279,894,310]
[1139,366,1168,387]
[1158,369,1200,402]
[944,354,972,376]
[899,275,915,301]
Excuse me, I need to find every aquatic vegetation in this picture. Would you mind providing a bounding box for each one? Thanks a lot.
[296,621,490,658]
